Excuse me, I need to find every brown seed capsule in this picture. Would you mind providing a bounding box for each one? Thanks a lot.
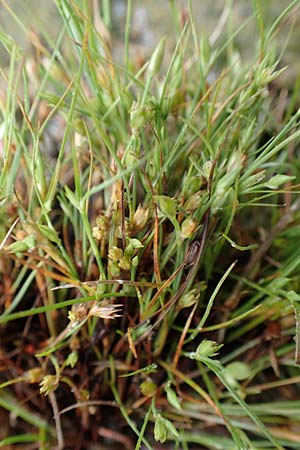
[185,240,201,266]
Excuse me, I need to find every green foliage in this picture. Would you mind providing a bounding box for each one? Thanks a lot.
[1,0,300,448]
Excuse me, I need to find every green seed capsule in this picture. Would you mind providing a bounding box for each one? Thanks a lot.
[147,36,166,78]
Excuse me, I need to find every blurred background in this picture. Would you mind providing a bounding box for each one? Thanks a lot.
[0,1,299,84]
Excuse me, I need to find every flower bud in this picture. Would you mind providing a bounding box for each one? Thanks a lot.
[6,234,36,254]
[154,414,168,443]
[154,195,176,218]
[188,339,223,361]
[154,414,178,443]
[65,351,78,368]
[133,205,149,231]
[109,261,121,277]
[165,383,181,410]
[118,255,131,271]
[184,191,204,211]
[178,288,200,309]
[24,368,44,383]
[140,379,157,397]
[180,216,197,240]
[130,97,156,134]
[124,238,143,258]
[108,246,123,262]
[93,215,110,241]
[203,160,213,179]
[148,36,166,78]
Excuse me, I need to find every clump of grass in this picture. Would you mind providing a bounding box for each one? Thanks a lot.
[1,1,300,449]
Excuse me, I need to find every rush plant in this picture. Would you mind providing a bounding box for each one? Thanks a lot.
[1,1,300,449]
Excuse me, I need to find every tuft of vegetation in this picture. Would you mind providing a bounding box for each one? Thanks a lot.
[1,1,300,449]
